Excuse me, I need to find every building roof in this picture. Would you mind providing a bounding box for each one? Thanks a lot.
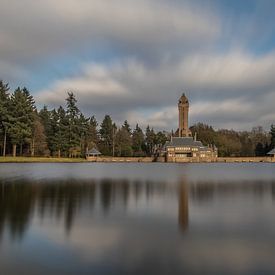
[267,148,275,155]
[165,137,203,147]
[87,148,101,155]
[178,93,189,104]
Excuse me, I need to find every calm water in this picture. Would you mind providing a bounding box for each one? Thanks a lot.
[0,163,275,275]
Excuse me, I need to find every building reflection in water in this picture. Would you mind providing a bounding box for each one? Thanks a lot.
[178,181,189,232]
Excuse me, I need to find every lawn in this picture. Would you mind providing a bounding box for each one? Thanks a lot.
[0,157,87,163]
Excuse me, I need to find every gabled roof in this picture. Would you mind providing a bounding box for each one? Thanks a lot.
[267,148,275,155]
[87,148,101,155]
[165,137,203,147]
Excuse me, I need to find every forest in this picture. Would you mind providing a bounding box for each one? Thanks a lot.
[0,80,274,158]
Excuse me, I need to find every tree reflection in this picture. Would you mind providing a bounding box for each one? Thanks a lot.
[1,178,275,243]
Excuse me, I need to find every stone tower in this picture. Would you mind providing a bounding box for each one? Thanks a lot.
[178,93,191,137]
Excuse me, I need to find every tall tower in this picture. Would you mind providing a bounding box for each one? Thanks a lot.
[178,93,191,137]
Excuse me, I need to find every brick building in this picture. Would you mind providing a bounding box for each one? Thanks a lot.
[165,94,217,162]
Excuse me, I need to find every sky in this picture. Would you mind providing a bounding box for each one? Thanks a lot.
[1,0,275,131]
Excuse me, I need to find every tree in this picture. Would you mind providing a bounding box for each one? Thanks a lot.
[270,124,275,149]
[155,131,167,146]
[122,120,131,134]
[55,107,69,157]
[99,115,114,156]
[78,113,89,156]
[8,88,36,156]
[66,92,81,157]
[39,106,53,154]
[132,124,145,156]
[115,122,133,157]
[31,114,48,156]
[0,81,10,156]
[86,116,99,150]
[145,126,156,156]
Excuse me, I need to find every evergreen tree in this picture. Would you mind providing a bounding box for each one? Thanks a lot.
[145,126,156,156]
[66,92,81,157]
[255,142,265,156]
[0,81,10,156]
[39,106,53,154]
[79,113,89,155]
[115,122,133,156]
[99,115,113,155]
[55,107,69,157]
[31,114,48,156]
[86,116,99,151]
[122,120,131,134]
[270,124,275,149]
[154,131,167,146]
[8,87,35,156]
[132,124,145,156]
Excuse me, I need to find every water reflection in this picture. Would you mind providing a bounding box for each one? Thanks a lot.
[1,178,275,243]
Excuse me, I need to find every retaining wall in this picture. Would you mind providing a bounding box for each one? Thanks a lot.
[86,156,154,162]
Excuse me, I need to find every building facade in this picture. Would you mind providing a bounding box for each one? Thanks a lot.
[178,93,192,137]
[165,93,217,162]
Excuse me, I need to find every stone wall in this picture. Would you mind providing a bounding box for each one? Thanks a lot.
[217,157,275,163]
[86,156,275,163]
[86,156,154,162]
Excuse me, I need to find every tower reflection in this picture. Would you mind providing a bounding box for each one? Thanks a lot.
[178,181,189,233]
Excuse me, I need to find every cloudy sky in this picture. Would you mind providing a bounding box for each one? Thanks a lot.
[1,0,275,131]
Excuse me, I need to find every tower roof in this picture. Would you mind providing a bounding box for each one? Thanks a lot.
[179,92,188,104]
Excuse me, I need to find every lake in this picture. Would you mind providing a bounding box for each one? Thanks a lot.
[0,163,275,275]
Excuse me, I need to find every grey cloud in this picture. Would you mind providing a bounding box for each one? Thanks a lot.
[0,0,219,70]
[36,52,275,130]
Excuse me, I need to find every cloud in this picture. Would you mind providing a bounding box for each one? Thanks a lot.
[36,50,275,130]
[0,0,219,71]
[1,0,275,130]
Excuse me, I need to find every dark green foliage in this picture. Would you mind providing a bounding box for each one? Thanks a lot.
[66,92,81,156]
[155,131,167,146]
[0,81,10,156]
[99,115,114,156]
[8,87,36,156]
[132,124,145,156]
[270,125,275,149]
[145,126,156,156]
[115,122,133,157]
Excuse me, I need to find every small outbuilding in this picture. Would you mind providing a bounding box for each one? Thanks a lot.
[86,148,102,157]
[267,148,275,158]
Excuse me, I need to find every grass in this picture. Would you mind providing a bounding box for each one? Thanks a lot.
[0,156,87,163]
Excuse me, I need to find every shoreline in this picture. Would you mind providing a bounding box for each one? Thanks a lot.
[0,156,274,163]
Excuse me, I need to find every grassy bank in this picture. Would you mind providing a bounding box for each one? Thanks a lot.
[0,157,87,163]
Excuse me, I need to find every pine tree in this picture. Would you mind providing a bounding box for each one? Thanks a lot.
[31,114,48,156]
[86,116,99,151]
[132,124,145,156]
[122,120,131,134]
[0,81,10,156]
[78,113,89,156]
[55,106,69,157]
[99,115,113,156]
[8,87,36,156]
[145,126,156,156]
[66,92,81,157]
[155,131,167,146]
[116,122,133,157]
[270,124,275,149]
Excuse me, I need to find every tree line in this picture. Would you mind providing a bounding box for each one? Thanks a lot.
[0,81,167,157]
[190,123,275,157]
[0,80,274,158]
